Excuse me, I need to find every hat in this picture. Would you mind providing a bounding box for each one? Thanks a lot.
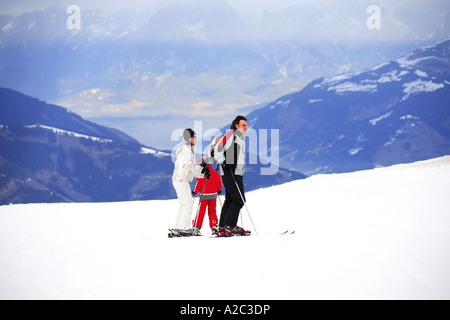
[183,128,196,141]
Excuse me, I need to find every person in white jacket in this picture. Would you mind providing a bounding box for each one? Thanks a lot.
[170,129,210,237]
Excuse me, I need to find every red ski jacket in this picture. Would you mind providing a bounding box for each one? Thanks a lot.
[194,166,222,200]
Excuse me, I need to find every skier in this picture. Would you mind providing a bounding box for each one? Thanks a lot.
[192,158,222,236]
[170,129,211,238]
[213,115,249,236]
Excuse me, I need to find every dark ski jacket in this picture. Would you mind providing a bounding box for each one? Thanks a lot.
[214,130,246,176]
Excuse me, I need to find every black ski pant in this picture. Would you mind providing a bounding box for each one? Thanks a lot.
[219,174,246,228]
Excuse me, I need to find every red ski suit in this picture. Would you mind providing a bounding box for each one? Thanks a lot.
[193,166,222,229]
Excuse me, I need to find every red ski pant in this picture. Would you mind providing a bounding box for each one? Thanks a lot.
[193,199,218,228]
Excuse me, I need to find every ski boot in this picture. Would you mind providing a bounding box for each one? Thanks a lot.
[225,225,251,236]
[191,226,202,237]
[213,226,233,237]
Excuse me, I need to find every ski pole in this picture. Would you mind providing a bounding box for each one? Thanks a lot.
[240,208,244,230]
[217,192,223,208]
[229,169,258,236]
[193,173,208,230]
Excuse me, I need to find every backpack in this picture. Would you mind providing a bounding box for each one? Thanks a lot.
[208,131,234,164]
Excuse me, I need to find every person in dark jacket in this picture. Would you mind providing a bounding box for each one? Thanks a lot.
[213,115,249,235]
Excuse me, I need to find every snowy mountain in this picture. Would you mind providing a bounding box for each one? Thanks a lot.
[0,88,175,204]
[1,156,449,299]
[0,1,449,118]
[0,88,305,205]
[246,40,450,175]
[0,88,139,144]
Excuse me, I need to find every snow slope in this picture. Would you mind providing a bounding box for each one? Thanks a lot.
[1,156,449,300]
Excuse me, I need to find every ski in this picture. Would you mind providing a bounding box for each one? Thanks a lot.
[280,230,296,235]
[211,233,251,238]
[211,233,233,238]
[168,229,201,238]
[211,230,252,238]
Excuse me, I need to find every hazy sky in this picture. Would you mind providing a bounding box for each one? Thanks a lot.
[0,0,417,16]
[1,0,296,14]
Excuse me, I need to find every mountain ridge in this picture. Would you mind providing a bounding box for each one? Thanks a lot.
[0,88,306,205]
[246,40,450,175]
[0,88,139,144]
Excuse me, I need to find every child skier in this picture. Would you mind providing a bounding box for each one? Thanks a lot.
[192,158,222,236]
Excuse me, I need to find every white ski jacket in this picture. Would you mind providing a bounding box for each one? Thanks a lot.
[172,142,204,182]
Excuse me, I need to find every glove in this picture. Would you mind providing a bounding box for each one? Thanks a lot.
[201,166,211,179]
[200,159,208,168]
[217,190,222,195]
[192,191,197,197]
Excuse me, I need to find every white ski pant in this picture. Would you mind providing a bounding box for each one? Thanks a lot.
[173,180,193,230]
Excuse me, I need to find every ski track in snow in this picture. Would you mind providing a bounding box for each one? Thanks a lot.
[0,156,450,299]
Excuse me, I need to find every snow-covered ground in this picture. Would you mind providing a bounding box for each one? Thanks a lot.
[1,156,449,300]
